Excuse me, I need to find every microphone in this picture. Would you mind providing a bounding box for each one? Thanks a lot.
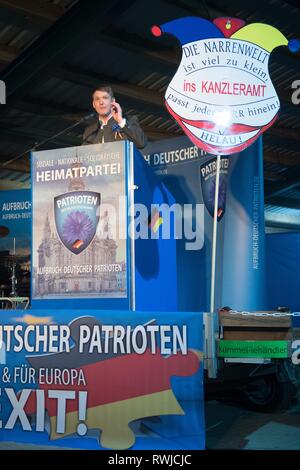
[2,112,97,168]
[31,112,96,150]
[82,112,97,121]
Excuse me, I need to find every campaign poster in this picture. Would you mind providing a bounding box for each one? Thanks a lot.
[31,142,127,300]
[0,309,205,450]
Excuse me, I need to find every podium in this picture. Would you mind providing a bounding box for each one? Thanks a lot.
[31,141,177,312]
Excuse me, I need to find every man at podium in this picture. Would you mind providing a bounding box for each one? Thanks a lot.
[82,85,147,149]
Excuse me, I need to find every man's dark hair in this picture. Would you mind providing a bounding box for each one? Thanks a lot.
[92,85,114,99]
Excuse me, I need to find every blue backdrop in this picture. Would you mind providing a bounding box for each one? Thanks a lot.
[266,232,300,325]
[143,136,266,312]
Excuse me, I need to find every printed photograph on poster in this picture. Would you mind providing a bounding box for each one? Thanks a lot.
[31,142,127,300]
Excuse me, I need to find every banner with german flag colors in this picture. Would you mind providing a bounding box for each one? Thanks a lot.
[0,309,204,450]
[143,135,266,312]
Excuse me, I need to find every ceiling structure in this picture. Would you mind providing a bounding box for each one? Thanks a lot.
[0,0,299,229]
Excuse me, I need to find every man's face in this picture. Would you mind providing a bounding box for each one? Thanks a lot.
[92,90,113,118]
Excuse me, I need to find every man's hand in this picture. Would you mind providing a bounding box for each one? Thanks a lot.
[111,101,123,124]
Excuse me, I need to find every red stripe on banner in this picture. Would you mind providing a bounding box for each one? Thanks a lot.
[25,350,201,417]
[165,101,260,134]
[180,122,256,155]
[179,113,278,155]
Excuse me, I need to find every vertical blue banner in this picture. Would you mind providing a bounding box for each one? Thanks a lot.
[221,137,266,310]
[31,142,131,311]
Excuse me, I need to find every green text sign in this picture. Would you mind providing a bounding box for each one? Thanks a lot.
[218,340,289,358]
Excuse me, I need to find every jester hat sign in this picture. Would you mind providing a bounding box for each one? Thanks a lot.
[152,17,300,155]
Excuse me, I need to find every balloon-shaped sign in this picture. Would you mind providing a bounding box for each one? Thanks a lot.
[152,17,300,155]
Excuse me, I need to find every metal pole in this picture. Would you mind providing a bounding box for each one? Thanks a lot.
[210,154,221,313]
[10,237,16,297]
[205,154,221,379]
[128,143,136,311]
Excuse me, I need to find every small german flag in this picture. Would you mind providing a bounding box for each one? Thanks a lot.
[72,239,84,250]
[148,208,163,233]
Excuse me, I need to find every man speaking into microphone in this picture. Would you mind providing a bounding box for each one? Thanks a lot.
[82,85,147,149]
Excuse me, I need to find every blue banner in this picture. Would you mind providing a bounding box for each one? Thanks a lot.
[143,137,228,312]
[143,136,266,312]
[221,138,266,310]
[266,232,300,325]
[0,189,31,297]
[0,309,204,450]
[0,189,31,252]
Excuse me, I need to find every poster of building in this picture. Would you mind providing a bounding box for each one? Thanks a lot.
[31,142,127,300]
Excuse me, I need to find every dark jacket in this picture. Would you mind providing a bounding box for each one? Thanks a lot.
[82,115,147,149]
